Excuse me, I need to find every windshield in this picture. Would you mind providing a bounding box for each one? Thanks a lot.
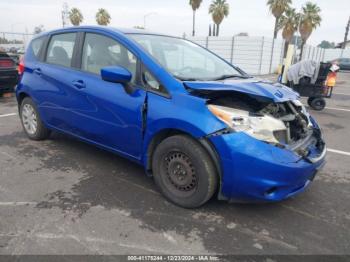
[129,34,248,81]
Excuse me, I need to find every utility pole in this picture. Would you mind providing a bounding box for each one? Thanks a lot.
[343,16,350,49]
[61,2,69,28]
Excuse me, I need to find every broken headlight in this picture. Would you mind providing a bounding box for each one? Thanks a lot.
[208,105,287,144]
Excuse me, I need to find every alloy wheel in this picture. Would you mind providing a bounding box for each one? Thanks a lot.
[21,104,38,135]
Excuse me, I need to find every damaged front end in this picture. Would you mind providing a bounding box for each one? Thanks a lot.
[185,81,326,202]
[188,86,325,163]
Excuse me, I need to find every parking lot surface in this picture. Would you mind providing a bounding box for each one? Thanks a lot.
[0,72,350,255]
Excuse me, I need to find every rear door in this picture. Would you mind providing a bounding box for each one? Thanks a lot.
[35,32,80,132]
[59,32,147,159]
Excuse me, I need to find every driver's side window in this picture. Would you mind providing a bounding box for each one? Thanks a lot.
[82,33,137,83]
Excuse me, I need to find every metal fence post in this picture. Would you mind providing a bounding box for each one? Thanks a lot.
[259,37,265,75]
[279,40,285,64]
[230,36,235,63]
[205,36,209,49]
[269,38,275,74]
[321,48,325,62]
[315,48,319,62]
[340,48,344,58]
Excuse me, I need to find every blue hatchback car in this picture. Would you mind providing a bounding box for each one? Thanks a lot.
[16,26,326,208]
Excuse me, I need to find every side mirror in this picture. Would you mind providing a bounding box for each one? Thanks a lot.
[101,66,132,84]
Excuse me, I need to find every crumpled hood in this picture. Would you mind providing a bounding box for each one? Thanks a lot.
[184,78,299,102]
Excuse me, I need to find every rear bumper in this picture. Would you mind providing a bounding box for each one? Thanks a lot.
[209,128,326,203]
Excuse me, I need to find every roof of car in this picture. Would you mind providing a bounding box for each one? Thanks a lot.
[35,26,171,38]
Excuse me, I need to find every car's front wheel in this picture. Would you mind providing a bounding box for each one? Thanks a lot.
[152,135,218,208]
[20,97,50,140]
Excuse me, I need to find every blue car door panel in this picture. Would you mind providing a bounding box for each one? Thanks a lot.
[39,31,146,159]
[63,70,146,159]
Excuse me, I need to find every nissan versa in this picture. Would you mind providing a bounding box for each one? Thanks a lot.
[16,26,326,208]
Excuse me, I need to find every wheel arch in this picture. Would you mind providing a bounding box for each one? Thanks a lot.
[17,91,30,106]
[144,128,223,198]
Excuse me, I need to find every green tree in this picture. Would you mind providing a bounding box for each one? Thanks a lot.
[267,0,291,39]
[69,8,83,26]
[299,2,322,58]
[317,40,335,49]
[96,8,111,26]
[189,0,202,36]
[209,0,229,36]
[33,25,45,34]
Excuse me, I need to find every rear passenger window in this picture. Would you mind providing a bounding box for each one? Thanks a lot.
[81,33,137,82]
[46,33,76,67]
[31,37,44,58]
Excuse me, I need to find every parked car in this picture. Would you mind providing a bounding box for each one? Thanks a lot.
[17,48,25,55]
[9,47,18,54]
[0,52,18,95]
[330,58,350,70]
[16,27,326,208]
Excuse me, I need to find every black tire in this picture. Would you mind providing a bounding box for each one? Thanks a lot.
[20,97,50,140]
[152,135,218,208]
[309,97,326,111]
[307,97,315,107]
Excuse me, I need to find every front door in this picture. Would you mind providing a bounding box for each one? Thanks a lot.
[64,32,146,160]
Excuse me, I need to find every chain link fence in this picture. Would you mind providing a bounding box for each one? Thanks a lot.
[0,32,34,53]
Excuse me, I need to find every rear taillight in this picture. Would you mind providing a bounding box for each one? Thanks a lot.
[0,59,14,68]
[18,57,25,75]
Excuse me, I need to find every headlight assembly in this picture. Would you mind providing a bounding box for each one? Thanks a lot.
[208,104,287,144]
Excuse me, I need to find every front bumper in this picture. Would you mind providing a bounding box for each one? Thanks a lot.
[209,127,326,202]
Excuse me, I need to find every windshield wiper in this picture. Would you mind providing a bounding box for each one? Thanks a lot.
[213,74,251,81]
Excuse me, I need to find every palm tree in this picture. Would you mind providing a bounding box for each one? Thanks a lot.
[278,7,298,57]
[279,7,298,44]
[267,0,291,39]
[69,8,83,26]
[96,8,111,26]
[299,2,321,58]
[209,0,229,36]
[189,0,202,36]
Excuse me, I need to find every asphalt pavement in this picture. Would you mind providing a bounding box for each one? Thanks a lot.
[0,72,349,255]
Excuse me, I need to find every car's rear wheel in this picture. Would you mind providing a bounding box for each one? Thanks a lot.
[20,97,50,140]
[152,135,218,208]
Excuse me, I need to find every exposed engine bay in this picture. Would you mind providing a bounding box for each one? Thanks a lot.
[189,89,324,158]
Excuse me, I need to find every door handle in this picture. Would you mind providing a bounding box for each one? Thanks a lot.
[72,80,86,89]
[33,68,42,76]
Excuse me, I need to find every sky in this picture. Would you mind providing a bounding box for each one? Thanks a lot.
[0,0,349,46]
